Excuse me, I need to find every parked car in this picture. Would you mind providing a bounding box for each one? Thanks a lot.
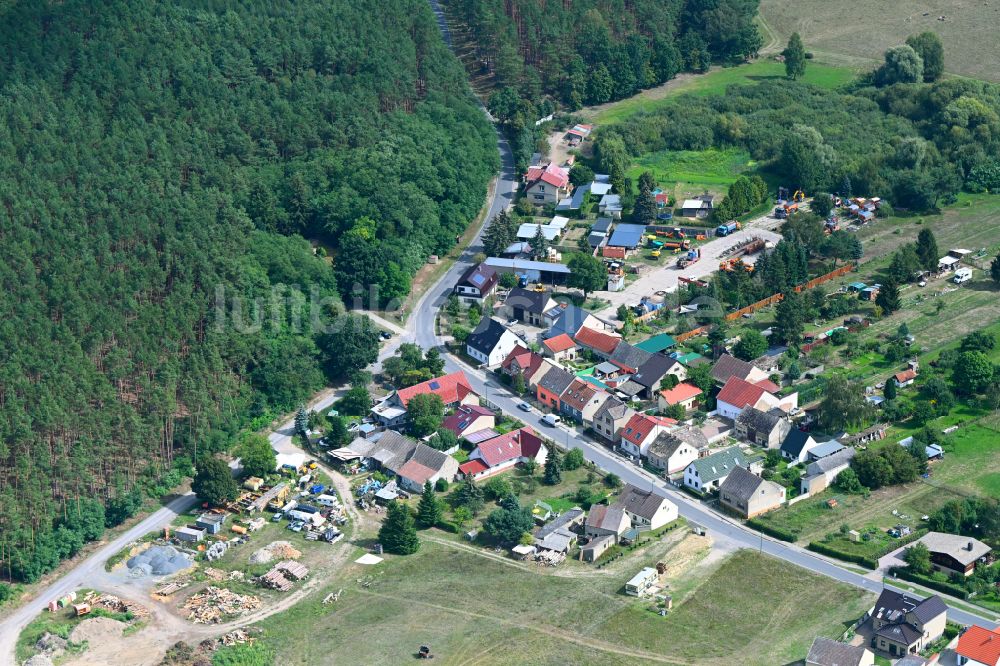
[272,512,283,522]
[517,401,532,412]
[541,413,561,426]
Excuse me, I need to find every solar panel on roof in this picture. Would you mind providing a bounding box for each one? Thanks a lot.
[471,273,485,286]
[429,381,440,390]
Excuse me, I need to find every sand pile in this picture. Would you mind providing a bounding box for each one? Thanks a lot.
[68,617,125,645]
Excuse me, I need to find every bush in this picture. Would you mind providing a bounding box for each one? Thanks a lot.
[746,519,798,542]
[891,567,968,599]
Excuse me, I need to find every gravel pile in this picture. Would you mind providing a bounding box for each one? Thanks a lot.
[126,545,191,576]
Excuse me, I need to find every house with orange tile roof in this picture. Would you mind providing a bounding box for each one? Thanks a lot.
[524,163,570,205]
[619,413,676,457]
[715,376,797,421]
[574,326,622,359]
[955,625,1000,665]
[542,333,578,363]
[371,371,477,428]
[559,379,611,423]
[658,382,702,413]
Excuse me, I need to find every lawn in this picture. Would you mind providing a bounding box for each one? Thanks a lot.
[255,541,871,665]
[759,0,1000,83]
[588,60,856,125]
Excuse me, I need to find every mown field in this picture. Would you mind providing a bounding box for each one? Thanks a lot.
[255,542,872,666]
[759,0,1000,82]
[584,60,856,126]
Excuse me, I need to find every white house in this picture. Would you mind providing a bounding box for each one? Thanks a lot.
[614,484,678,531]
[715,376,797,421]
[454,263,498,306]
[466,318,521,367]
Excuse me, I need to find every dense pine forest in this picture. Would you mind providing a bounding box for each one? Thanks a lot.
[445,0,761,108]
[0,0,496,581]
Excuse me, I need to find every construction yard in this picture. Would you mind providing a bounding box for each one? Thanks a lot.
[252,540,872,665]
[759,0,1000,81]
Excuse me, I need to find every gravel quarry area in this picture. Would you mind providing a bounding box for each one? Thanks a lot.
[126,545,193,577]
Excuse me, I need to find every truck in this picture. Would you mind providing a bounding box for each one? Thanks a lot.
[676,249,701,268]
[715,221,740,237]
[953,267,973,284]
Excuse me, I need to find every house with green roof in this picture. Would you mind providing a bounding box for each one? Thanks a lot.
[635,333,676,354]
[682,446,763,494]
[674,351,707,367]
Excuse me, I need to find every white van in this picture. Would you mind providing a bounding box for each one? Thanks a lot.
[953,267,973,284]
[541,413,562,427]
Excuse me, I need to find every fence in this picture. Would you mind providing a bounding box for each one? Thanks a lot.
[722,263,857,322]
[675,325,710,343]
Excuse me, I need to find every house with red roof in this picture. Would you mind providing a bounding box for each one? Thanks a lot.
[542,333,578,363]
[574,326,621,359]
[619,413,676,457]
[716,376,797,421]
[442,404,495,440]
[524,162,570,205]
[894,368,917,388]
[559,379,611,423]
[458,427,548,481]
[371,371,478,428]
[658,382,702,413]
[956,625,1000,665]
[500,345,548,388]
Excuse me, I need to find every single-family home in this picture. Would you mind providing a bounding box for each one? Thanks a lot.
[681,195,714,218]
[442,404,495,440]
[918,532,992,577]
[646,426,707,475]
[805,637,874,666]
[711,354,771,386]
[536,365,576,411]
[371,371,477,427]
[543,333,578,362]
[500,346,548,388]
[658,382,702,414]
[613,484,678,531]
[524,163,571,205]
[780,429,820,463]
[619,412,674,457]
[454,263,498,305]
[466,318,521,367]
[955,625,1000,666]
[574,326,622,358]
[345,431,460,492]
[584,504,631,542]
[683,446,762,493]
[505,288,558,326]
[800,447,855,495]
[864,589,947,658]
[560,379,611,423]
[458,427,547,481]
[718,465,786,518]
[546,304,614,341]
[590,395,634,444]
[735,407,791,449]
[894,369,917,388]
[716,376,798,421]
[631,355,686,400]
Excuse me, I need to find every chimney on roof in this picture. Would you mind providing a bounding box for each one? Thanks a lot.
[967,540,975,551]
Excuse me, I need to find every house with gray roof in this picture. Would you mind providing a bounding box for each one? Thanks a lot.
[711,353,769,386]
[647,427,706,475]
[534,507,585,553]
[505,288,558,326]
[536,365,576,411]
[346,431,458,492]
[780,428,819,463]
[805,637,874,666]
[918,531,992,577]
[612,484,677,531]
[683,446,763,493]
[609,342,653,374]
[863,589,947,659]
[807,439,847,461]
[718,465,786,518]
[800,447,855,495]
[590,395,634,444]
[735,406,790,449]
[631,354,685,400]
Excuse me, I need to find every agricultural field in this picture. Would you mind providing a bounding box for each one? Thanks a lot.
[584,60,856,126]
[759,0,1000,82]
[255,540,872,665]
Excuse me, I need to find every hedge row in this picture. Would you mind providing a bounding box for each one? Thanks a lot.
[807,528,928,570]
[890,567,969,599]
[746,519,798,543]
